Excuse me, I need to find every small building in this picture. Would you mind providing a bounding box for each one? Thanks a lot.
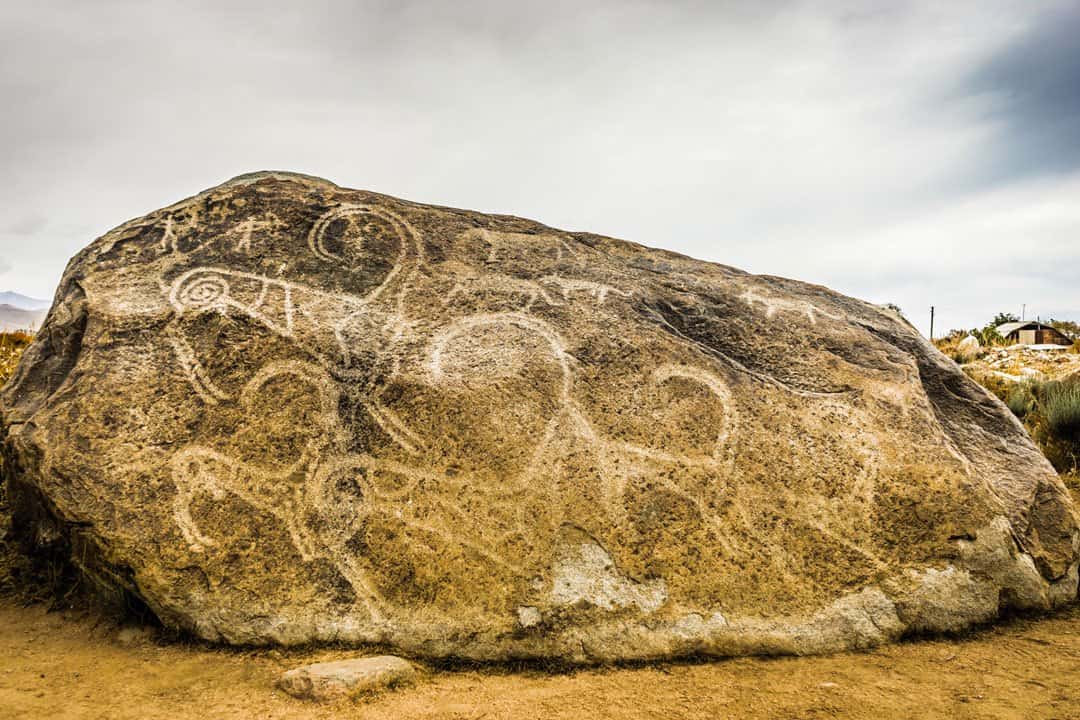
[996,321,1074,347]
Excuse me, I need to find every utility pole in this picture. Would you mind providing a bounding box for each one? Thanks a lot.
[930,306,935,341]
[1022,303,1026,321]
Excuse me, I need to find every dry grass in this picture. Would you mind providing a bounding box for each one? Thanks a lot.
[0,331,32,387]
[1043,379,1080,440]
[0,331,35,599]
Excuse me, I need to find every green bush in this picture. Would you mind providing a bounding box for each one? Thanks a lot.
[1006,383,1036,419]
[1043,379,1080,441]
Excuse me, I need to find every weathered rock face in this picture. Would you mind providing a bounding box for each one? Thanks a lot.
[2,172,1077,662]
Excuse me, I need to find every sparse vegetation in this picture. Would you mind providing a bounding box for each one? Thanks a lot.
[1,331,35,600]
[1005,381,1037,419]
[971,371,1080,475]
[969,312,1017,347]
[1043,379,1080,442]
[1051,319,1080,339]
[0,331,31,387]
[950,315,1080,475]
[934,311,1031,363]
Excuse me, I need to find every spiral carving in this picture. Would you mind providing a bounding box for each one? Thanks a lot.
[176,271,229,309]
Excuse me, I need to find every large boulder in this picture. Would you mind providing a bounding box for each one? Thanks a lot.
[2,172,1077,662]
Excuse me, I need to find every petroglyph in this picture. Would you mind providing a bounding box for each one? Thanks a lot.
[226,214,286,254]
[165,206,423,391]
[169,267,358,342]
[440,272,628,312]
[458,228,583,269]
[442,272,562,310]
[159,216,178,253]
[427,312,575,391]
[306,205,423,289]
[170,359,341,551]
[162,204,879,633]
[632,363,737,460]
[165,325,232,405]
[157,209,204,254]
[738,287,843,324]
[172,444,319,556]
[11,172,1074,660]
[539,275,630,304]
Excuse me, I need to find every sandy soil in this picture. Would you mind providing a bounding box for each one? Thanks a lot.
[3,601,1080,720]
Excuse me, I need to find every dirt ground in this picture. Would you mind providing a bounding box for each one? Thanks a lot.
[3,601,1080,720]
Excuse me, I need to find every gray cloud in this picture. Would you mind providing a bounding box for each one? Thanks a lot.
[0,1,1076,335]
[960,3,1080,180]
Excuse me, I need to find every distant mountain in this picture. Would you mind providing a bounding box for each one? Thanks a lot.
[0,291,50,311]
[0,304,47,332]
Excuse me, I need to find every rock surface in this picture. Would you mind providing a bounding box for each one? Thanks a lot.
[2,171,1078,662]
[278,656,415,701]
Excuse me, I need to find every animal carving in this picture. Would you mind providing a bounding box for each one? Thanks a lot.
[7,173,1073,662]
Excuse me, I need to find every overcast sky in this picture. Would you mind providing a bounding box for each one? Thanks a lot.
[2,1,1078,336]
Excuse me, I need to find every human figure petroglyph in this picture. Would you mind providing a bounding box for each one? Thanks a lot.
[227,213,287,254]
[157,208,205,254]
[157,206,289,257]
[160,216,178,253]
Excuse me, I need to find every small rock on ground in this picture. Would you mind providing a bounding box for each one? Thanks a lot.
[277,655,416,701]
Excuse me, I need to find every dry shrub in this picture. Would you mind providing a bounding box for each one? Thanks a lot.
[0,331,32,387]
[1005,382,1037,419]
[1,331,34,598]
[1044,379,1080,442]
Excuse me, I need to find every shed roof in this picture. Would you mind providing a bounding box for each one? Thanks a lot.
[996,321,1074,339]
[996,321,1037,336]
